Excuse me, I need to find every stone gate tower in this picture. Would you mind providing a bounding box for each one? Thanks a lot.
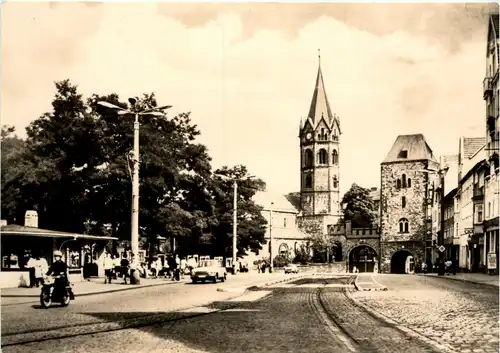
[298,52,342,236]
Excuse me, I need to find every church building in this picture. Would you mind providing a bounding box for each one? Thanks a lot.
[297,53,342,236]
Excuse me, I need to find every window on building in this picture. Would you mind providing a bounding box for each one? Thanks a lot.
[402,174,407,188]
[397,179,401,189]
[305,149,313,168]
[399,218,409,233]
[332,150,339,165]
[398,150,408,158]
[476,204,483,223]
[407,178,411,188]
[305,175,312,188]
[283,218,287,228]
[489,202,492,218]
[490,233,496,253]
[318,149,328,164]
[332,175,338,189]
[402,196,406,208]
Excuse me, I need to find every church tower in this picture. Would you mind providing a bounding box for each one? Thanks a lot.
[298,51,342,235]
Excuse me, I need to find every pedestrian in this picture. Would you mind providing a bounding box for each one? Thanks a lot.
[103,253,114,284]
[35,255,48,287]
[26,255,37,288]
[113,255,121,279]
[120,255,130,284]
[150,258,158,279]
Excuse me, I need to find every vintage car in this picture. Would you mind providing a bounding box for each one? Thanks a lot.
[284,264,299,274]
[191,259,227,283]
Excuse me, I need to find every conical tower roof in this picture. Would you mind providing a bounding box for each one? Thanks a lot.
[307,50,334,123]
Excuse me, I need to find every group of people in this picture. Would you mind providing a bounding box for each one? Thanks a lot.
[26,254,49,287]
[102,253,193,284]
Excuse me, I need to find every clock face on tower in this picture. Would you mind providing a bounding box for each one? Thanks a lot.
[306,132,312,141]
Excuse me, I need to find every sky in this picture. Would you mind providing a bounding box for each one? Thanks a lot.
[1,2,498,198]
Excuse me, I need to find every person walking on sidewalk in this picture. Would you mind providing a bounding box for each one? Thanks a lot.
[112,255,120,280]
[120,255,130,284]
[26,255,38,288]
[104,253,114,284]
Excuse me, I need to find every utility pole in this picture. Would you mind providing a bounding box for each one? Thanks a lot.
[131,112,140,268]
[269,202,274,273]
[232,180,238,273]
[97,99,171,284]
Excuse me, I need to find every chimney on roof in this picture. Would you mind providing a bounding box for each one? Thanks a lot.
[24,210,38,228]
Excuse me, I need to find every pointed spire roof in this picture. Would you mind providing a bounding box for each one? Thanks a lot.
[307,49,334,123]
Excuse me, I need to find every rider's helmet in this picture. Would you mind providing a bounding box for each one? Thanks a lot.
[53,250,63,258]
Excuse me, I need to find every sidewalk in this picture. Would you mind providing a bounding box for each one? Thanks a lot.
[1,277,188,304]
[418,272,499,288]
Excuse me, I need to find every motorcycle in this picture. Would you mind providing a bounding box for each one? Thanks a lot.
[40,275,75,308]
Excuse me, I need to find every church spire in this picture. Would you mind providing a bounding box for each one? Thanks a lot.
[307,49,333,123]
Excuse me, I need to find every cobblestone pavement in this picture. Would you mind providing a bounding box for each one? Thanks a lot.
[1,273,293,338]
[351,274,500,353]
[2,275,445,353]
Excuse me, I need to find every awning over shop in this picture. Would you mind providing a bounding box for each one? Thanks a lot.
[0,224,118,241]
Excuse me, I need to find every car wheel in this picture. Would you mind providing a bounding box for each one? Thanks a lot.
[213,275,218,283]
[192,279,198,284]
[221,273,226,282]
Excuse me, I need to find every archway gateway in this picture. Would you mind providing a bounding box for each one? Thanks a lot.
[348,245,377,273]
[391,250,414,274]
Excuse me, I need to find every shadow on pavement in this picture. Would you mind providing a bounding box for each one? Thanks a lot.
[82,288,342,353]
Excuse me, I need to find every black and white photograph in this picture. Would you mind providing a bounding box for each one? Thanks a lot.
[1,2,499,352]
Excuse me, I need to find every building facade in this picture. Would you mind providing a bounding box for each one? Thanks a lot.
[243,191,309,266]
[297,57,342,237]
[380,134,439,273]
[483,13,499,275]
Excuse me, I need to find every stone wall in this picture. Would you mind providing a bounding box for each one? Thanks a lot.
[380,160,434,273]
[379,241,424,273]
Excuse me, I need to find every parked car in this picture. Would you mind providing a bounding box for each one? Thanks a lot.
[284,264,299,274]
[191,259,227,283]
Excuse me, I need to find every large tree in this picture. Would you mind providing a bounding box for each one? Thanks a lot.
[341,183,377,228]
[2,79,268,258]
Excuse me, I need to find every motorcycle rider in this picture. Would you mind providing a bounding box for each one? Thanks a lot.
[46,250,69,294]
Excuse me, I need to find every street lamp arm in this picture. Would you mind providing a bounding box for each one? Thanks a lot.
[97,101,127,111]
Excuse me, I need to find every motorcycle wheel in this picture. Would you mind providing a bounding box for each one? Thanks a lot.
[40,290,52,308]
[60,289,71,306]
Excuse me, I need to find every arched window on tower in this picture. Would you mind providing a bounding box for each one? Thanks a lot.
[332,150,339,165]
[305,149,313,168]
[398,218,409,233]
[402,196,406,208]
[407,178,411,188]
[332,175,338,189]
[305,175,312,188]
[402,174,407,188]
[397,179,401,189]
[318,149,328,164]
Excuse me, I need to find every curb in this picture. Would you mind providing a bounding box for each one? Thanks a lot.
[353,275,387,292]
[1,280,185,300]
[417,274,499,289]
[216,274,308,293]
[345,286,458,353]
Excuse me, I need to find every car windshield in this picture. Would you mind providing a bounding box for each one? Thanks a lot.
[200,260,219,268]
